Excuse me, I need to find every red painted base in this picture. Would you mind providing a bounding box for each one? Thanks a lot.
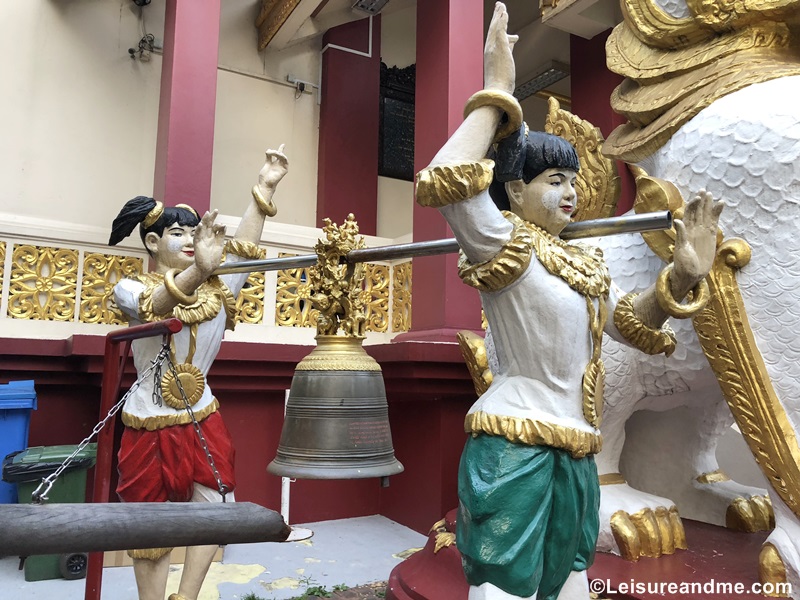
[387,516,770,600]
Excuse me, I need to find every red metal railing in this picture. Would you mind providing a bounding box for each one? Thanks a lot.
[84,319,183,600]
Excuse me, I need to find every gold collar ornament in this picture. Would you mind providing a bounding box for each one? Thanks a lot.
[521,218,611,428]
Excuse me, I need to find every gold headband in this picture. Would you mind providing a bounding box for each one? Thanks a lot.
[142,201,164,228]
[175,203,199,218]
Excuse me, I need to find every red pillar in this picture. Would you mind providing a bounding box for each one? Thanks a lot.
[317,17,381,235]
[404,0,484,341]
[569,31,635,214]
[153,0,222,213]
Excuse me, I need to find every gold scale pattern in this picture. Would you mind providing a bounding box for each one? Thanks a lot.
[275,253,392,333]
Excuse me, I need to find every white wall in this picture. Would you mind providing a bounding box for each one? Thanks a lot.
[213,1,321,226]
[0,0,322,235]
[0,2,163,232]
[381,4,416,68]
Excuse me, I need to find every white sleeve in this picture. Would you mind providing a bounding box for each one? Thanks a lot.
[114,278,146,323]
[219,255,251,299]
[438,189,513,264]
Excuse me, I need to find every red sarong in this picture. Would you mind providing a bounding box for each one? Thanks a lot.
[117,410,236,503]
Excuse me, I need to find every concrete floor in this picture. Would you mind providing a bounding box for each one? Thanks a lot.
[0,515,426,600]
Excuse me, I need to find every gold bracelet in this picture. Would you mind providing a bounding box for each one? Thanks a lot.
[251,185,277,217]
[463,89,523,144]
[163,269,199,305]
[655,264,710,319]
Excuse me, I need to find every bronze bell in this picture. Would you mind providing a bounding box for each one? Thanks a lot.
[268,335,404,480]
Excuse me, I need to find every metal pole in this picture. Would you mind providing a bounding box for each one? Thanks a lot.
[214,211,672,276]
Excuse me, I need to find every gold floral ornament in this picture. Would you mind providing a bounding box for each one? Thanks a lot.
[308,214,368,338]
[275,253,318,328]
[364,264,389,333]
[545,97,620,222]
[0,241,5,293]
[392,262,412,332]
[8,244,78,321]
[80,253,144,325]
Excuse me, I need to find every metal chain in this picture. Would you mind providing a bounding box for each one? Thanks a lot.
[31,342,173,504]
[164,354,229,501]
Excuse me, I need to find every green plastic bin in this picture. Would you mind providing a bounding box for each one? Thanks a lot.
[2,443,97,581]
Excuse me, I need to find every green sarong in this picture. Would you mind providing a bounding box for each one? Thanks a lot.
[456,434,599,599]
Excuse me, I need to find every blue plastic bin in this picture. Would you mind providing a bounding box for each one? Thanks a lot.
[0,381,37,503]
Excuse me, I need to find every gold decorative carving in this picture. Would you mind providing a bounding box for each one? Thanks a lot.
[434,532,456,554]
[275,253,318,329]
[458,212,533,293]
[392,262,412,332]
[235,272,265,325]
[630,166,799,521]
[295,335,381,372]
[415,160,495,208]
[364,264,389,333]
[695,469,730,484]
[610,506,686,562]
[80,253,144,325]
[137,273,237,330]
[693,238,800,521]
[457,330,493,397]
[8,244,78,321]
[545,97,620,222]
[631,165,685,262]
[309,215,367,338]
[613,292,677,356]
[604,1,800,162]
[464,412,602,459]
[760,543,790,597]
[256,0,302,50]
[464,89,523,143]
[599,473,626,486]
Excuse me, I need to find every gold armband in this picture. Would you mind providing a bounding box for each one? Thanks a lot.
[415,159,495,209]
[224,239,265,260]
[251,185,277,217]
[163,268,199,305]
[613,292,677,356]
[458,213,533,292]
[655,264,710,319]
[142,201,164,228]
[463,89,523,143]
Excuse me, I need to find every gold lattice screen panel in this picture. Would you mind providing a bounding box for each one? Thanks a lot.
[275,254,390,332]
[392,262,412,332]
[8,245,79,321]
[80,253,144,324]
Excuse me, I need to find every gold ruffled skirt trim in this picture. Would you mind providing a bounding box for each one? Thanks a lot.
[122,398,219,431]
[465,411,602,459]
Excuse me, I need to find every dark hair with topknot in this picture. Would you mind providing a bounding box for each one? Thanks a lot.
[108,196,201,252]
[488,124,580,211]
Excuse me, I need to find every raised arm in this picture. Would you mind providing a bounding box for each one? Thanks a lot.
[234,145,289,246]
[428,3,517,168]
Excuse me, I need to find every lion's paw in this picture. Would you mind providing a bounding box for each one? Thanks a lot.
[599,481,686,561]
